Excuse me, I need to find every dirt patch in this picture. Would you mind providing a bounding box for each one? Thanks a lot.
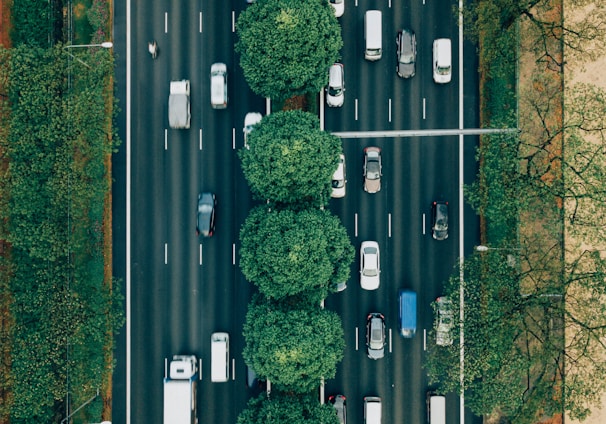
[0,0,12,48]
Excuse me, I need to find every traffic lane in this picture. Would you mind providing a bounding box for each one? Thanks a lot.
[129,0,183,419]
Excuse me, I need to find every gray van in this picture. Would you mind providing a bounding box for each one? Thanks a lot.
[399,290,417,338]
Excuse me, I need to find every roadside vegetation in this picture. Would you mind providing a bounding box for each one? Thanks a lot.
[425,0,606,423]
[0,0,121,423]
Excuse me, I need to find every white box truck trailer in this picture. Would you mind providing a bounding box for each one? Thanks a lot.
[164,355,198,424]
[168,80,191,129]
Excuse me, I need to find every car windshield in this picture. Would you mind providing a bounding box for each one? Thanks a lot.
[332,179,344,189]
[329,86,343,97]
[199,204,213,213]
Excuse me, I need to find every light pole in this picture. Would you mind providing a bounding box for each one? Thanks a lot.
[64,42,113,49]
[63,42,113,68]
[475,245,521,252]
[61,40,112,424]
[475,245,521,267]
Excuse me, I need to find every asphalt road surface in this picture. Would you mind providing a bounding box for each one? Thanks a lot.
[113,0,483,423]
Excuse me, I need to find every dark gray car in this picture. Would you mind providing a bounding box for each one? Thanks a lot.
[196,192,216,237]
[431,201,448,240]
[396,29,416,78]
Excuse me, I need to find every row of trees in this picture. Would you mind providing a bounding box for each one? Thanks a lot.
[235,3,351,411]
[236,109,353,423]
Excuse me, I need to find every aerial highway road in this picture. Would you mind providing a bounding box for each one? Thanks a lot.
[112,0,483,423]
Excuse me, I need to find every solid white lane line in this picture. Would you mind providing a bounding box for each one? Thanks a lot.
[458,0,466,422]
[423,98,426,120]
[422,213,426,235]
[354,213,358,237]
[199,12,203,33]
[388,98,392,122]
[126,0,132,419]
[164,243,168,264]
[355,327,359,350]
[232,11,235,33]
[388,213,392,237]
[164,129,167,150]
[355,99,359,121]
[232,128,236,150]
[199,244,203,265]
[389,329,392,353]
[199,358,203,380]
[232,358,236,380]
[232,243,236,265]
[164,13,168,33]
[199,129,202,150]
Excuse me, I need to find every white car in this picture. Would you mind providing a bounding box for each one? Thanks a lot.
[243,112,262,148]
[326,63,345,107]
[432,38,452,84]
[331,154,346,198]
[360,241,380,290]
[329,0,344,18]
[210,63,228,109]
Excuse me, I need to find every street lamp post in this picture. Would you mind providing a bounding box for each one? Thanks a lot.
[64,42,113,49]
[475,245,521,267]
[63,42,113,68]
[61,40,112,424]
[475,245,521,252]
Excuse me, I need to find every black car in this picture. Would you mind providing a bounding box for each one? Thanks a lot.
[196,192,216,237]
[432,201,448,240]
[396,29,416,78]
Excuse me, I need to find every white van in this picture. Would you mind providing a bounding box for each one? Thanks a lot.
[433,39,452,83]
[211,332,229,382]
[364,11,382,61]
[210,63,228,109]
[364,396,381,424]
[427,392,446,424]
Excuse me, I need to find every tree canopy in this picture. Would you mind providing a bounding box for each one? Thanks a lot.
[239,110,342,207]
[235,0,343,101]
[237,392,340,424]
[243,296,345,393]
[240,206,353,301]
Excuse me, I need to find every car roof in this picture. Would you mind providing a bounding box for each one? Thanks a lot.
[329,63,343,85]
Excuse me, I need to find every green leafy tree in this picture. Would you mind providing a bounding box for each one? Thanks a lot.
[239,110,341,207]
[243,296,345,393]
[237,392,340,424]
[236,0,342,101]
[240,206,353,301]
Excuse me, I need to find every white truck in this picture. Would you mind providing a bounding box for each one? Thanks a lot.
[164,355,198,424]
[168,80,191,129]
